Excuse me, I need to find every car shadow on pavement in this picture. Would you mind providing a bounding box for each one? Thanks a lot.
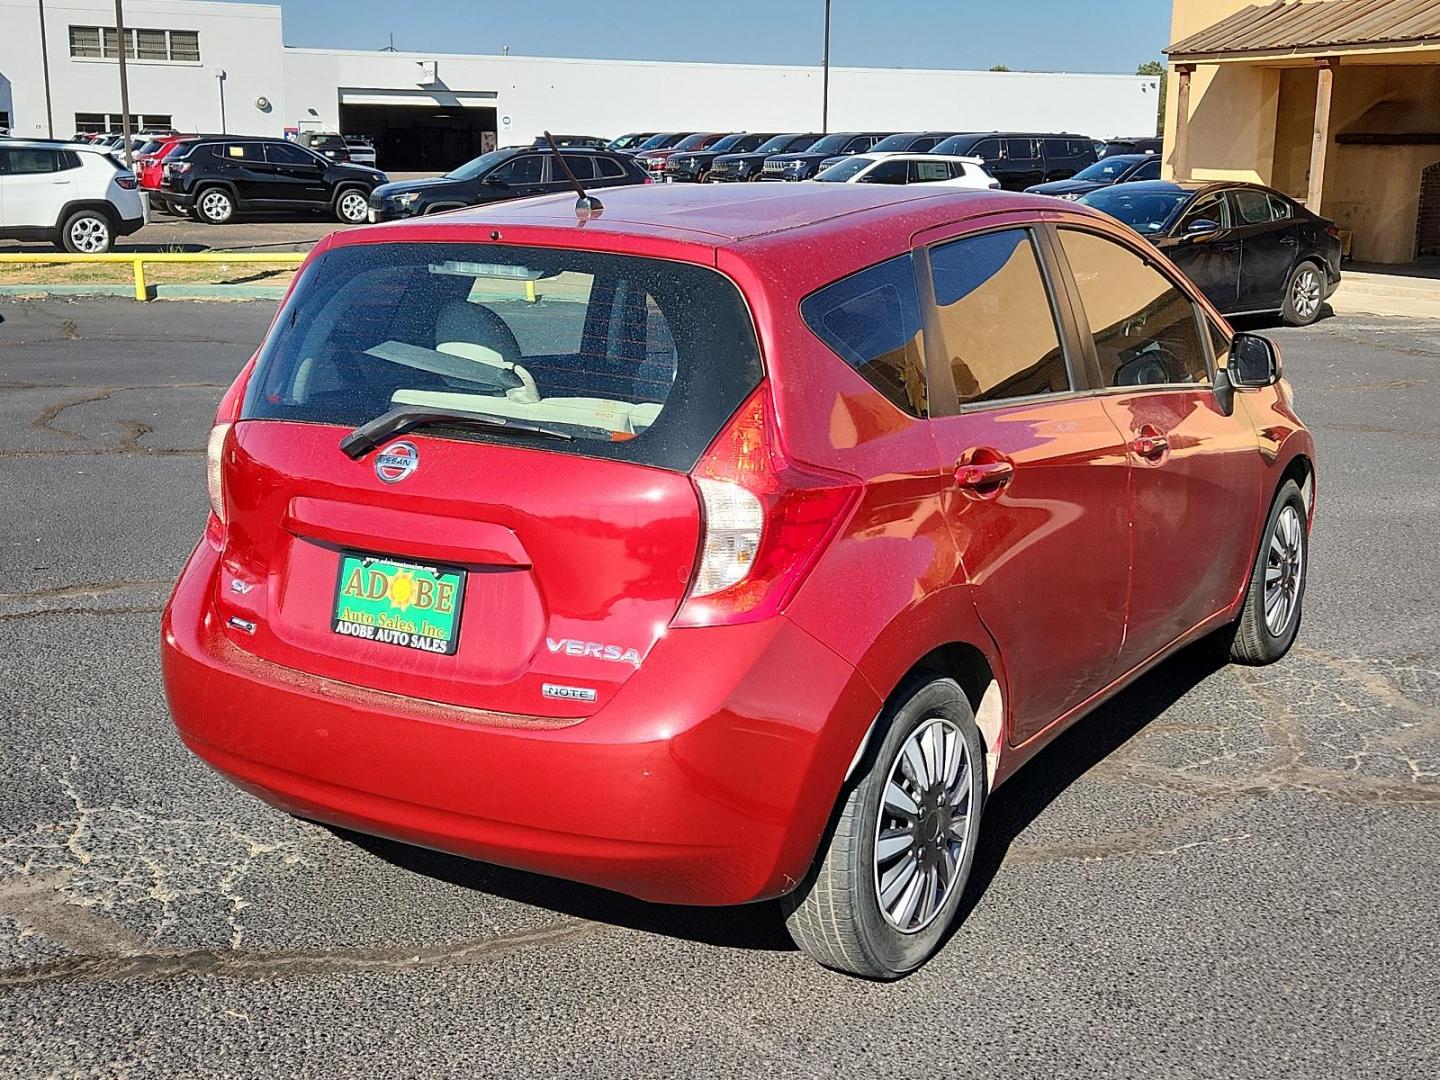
[338,638,1229,957]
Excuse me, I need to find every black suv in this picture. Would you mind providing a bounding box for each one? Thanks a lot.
[930,133,1097,190]
[760,132,892,181]
[707,133,823,182]
[664,133,781,183]
[161,136,388,224]
[367,146,649,222]
[815,131,957,172]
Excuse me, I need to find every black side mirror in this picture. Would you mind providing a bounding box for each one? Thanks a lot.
[1184,218,1220,240]
[1230,332,1281,387]
[483,175,508,187]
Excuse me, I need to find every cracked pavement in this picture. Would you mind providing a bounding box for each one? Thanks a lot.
[0,298,1436,1078]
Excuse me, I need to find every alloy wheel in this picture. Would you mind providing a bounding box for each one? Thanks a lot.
[873,717,973,934]
[1264,504,1304,636]
[200,191,232,222]
[1292,268,1322,321]
[70,216,110,253]
[338,191,368,223]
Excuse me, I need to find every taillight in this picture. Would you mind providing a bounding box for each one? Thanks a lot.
[1326,224,1341,239]
[205,356,256,536]
[206,423,231,522]
[115,174,138,190]
[674,386,861,627]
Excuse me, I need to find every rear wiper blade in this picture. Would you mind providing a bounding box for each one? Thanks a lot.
[340,404,573,460]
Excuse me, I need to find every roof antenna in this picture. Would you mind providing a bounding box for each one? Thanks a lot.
[543,130,603,223]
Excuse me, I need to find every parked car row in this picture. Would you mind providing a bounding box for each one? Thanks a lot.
[597,129,1123,188]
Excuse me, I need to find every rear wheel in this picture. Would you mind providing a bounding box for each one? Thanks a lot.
[196,187,236,225]
[1281,260,1325,326]
[335,187,369,224]
[1230,479,1308,664]
[782,676,984,979]
[57,209,113,253]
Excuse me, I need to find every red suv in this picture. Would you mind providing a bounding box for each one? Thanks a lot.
[163,184,1315,978]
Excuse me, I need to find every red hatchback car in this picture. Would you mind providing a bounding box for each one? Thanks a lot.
[163,183,1315,978]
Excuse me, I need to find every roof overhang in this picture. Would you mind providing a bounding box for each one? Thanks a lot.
[1166,0,1440,64]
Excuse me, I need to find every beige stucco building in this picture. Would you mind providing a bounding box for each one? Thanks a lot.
[1162,0,1440,264]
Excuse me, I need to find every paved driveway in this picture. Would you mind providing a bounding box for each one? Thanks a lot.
[0,299,1436,1078]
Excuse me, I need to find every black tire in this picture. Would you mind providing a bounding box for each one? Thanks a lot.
[334,186,370,224]
[1230,479,1308,664]
[57,209,113,253]
[782,675,985,979]
[195,186,236,225]
[1281,260,1325,326]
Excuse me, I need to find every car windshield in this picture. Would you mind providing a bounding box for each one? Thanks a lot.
[930,136,973,155]
[753,134,801,153]
[1072,158,1136,181]
[243,243,763,473]
[708,133,748,152]
[806,134,853,155]
[673,134,713,150]
[871,134,923,152]
[446,150,513,181]
[606,133,649,150]
[1079,186,1193,235]
[636,133,682,151]
[814,157,873,182]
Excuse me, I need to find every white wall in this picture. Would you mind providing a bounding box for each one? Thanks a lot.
[284,47,1159,144]
[1,0,1157,143]
[0,0,286,138]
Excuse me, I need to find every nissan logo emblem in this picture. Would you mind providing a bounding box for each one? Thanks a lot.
[374,441,419,483]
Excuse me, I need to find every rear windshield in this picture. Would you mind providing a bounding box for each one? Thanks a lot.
[244,243,763,472]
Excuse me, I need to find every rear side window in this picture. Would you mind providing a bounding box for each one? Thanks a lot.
[928,229,1069,405]
[1058,229,1210,387]
[1267,194,1293,220]
[595,156,627,179]
[244,244,762,473]
[801,255,927,417]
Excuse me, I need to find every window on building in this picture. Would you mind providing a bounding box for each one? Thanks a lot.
[69,25,200,62]
[73,113,167,133]
[928,229,1070,405]
[1058,228,1211,388]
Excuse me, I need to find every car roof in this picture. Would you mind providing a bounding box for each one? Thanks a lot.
[358,180,1058,246]
[4,139,112,154]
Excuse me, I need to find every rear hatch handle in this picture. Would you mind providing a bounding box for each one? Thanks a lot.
[340,405,574,459]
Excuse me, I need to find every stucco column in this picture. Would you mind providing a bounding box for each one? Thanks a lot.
[1307,58,1338,211]
[1172,64,1195,181]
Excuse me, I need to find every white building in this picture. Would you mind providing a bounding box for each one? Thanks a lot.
[1,0,1160,170]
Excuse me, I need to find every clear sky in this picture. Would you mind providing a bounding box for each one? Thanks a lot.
[234,0,1171,74]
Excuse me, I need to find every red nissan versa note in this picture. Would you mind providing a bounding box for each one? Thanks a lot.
[162,183,1315,978]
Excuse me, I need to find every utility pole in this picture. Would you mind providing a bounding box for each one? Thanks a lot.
[38,0,56,138]
[114,0,134,168]
[821,0,832,132]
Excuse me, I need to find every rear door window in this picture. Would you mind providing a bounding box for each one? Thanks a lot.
[909,159,952,183]
[800,254,927,417]
[220,143,264,162]
[244,243,762,472]
[927,229,1070,405]
[1230,188,1277,225]
[1004,138,1037,161]
[560,154,596,180]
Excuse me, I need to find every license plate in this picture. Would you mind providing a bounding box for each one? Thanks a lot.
[332,553,465,655]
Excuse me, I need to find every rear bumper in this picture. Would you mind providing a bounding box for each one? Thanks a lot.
[162,540,880,905]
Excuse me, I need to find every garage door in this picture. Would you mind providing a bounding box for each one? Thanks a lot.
[338,103,497,173]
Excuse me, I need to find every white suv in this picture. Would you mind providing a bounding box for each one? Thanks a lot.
[0,140,147,252]
[813,153,1001,190]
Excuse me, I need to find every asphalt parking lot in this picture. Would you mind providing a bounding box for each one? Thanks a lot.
[1,297,1437,1078]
